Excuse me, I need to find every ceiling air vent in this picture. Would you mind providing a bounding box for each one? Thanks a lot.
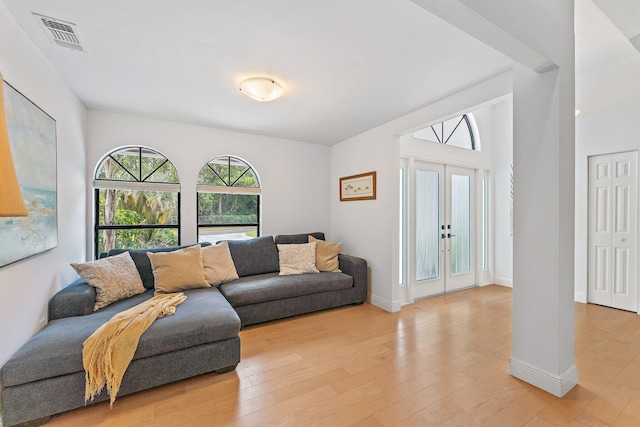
[33,13,86,52]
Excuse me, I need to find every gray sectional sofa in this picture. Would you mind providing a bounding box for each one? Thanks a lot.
[0,233,367,426]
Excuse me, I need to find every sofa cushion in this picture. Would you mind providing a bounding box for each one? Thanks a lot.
[71,252,146,311]
[277,242,319,275]
[148,245,209,294]
[227,236,279,277]
[106,243,211,290]
[202,241,239,286]
[274,232,325,245]
[1,287,240,388]
[219,271,353,307]
[309,236,342,272]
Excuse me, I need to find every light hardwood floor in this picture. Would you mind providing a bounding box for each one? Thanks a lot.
[45,285,640,426]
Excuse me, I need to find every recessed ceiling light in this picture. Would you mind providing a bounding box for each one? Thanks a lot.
[239,77,284,102]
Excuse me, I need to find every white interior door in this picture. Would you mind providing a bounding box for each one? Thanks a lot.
[410,161,475,300]
[588,152,638,312]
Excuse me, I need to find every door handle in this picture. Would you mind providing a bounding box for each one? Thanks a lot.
[448,233,456,238]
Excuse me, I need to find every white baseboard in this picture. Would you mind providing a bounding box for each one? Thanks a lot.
[370,294,401,313]
[574,291,587,303]
[494,276,513,288]
[509,357,578,397]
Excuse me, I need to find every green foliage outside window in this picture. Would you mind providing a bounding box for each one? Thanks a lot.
[96,147,180,183]
[95,147,180,255]
[97,189,179,253]
[197,193,257,224]
[198,158,258,188]
[197,156,260,242]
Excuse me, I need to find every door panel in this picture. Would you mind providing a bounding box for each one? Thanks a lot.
[611,153,637,311]
[589,155,612,306]
[412,162,445,300]
[588,152,638,312]
[415,169,442,282]
[445,166,475,291]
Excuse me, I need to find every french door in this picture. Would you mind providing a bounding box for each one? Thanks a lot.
[410,161,476,300]
[588,151,638,312]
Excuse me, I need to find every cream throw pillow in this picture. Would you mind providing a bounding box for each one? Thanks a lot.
[309,236,342,272]
[71,252,146,311]
[201,241,239,286]
[277,242,319,276]
[148,245,209,294]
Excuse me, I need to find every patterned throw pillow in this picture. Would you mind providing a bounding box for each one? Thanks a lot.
[277,242,319,276]
[71,252,146,311]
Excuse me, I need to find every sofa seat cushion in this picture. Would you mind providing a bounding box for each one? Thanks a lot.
[1,287,240,388]
[219,271,353,307]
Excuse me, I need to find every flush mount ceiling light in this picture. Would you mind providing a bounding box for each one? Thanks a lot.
[239,77,284,102]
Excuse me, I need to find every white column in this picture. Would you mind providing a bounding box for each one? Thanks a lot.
[510,60,576,397]
[410,0,577,397]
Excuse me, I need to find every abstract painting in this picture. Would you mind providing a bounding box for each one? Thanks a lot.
[0,81,57,267]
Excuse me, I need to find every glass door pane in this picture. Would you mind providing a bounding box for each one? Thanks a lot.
[416,170,441,281]
[450,174,471,275]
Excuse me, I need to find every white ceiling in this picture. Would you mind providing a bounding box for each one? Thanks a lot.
[592,0,640,51]
[2,1,638,145]
[2,0,513,145]
[575,0,640,75]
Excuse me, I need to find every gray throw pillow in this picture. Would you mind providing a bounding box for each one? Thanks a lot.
[227,236,279,277]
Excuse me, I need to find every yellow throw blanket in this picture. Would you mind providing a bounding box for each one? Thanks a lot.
[83,292,187,407]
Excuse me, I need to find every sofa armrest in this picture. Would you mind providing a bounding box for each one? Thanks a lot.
[338,254,367,303]
[48,279,96,321]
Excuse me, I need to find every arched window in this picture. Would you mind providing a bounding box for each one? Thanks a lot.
[94,146,180,257]
[413,114,480,151]
[197,156,260,243]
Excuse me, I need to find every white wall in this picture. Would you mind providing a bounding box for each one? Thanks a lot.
[331,71,511,312]
[0,2,87,367]
[492,97,514,287]
[574,55,640,303]
[86,110,331,256]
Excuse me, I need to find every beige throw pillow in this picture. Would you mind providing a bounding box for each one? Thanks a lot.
[309,236,342,272]
[277,242,319,276]
[201,241,239,286]
[148,245,209,295]
[71,252,146,311]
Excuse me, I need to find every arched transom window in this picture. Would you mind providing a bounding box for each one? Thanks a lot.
[197,156,261,243]
[94,146,180,257]
[413,114,479,151]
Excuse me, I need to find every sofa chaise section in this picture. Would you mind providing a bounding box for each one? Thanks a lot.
[1,287,241,427]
